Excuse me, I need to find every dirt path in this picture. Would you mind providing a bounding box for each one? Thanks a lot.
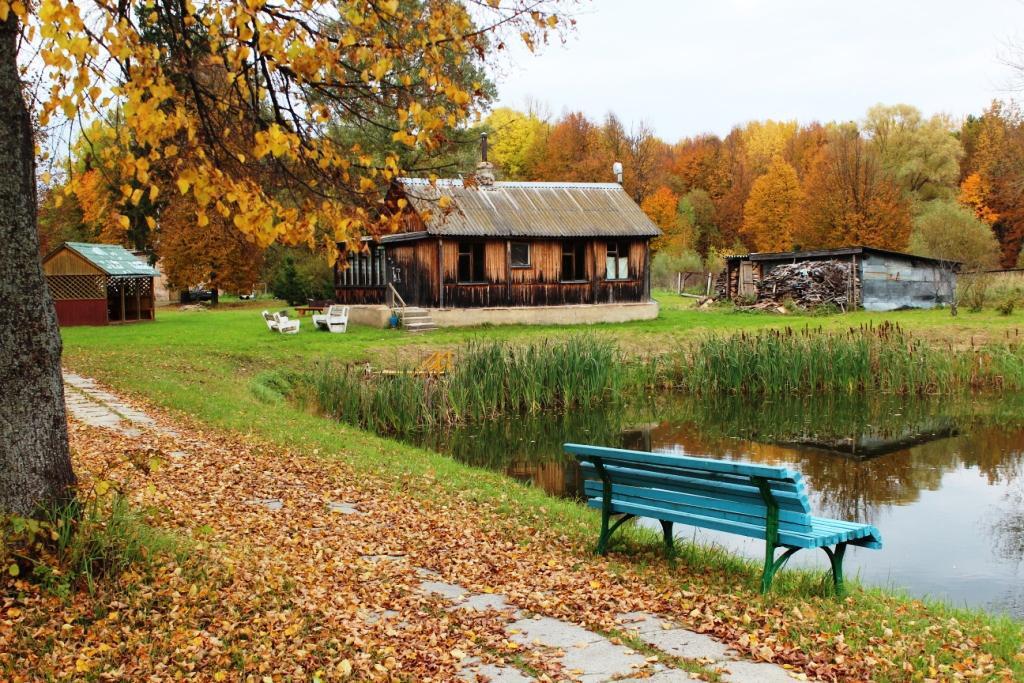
[49,372,807,681]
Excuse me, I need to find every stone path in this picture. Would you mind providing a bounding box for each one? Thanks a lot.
[62,372,803,682]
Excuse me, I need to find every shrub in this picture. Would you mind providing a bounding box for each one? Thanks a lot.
[2,493,181,596]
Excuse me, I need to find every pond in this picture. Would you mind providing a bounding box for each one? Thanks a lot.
[410,393,1024,619]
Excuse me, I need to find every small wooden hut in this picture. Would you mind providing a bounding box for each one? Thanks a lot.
[43,242,160,326]
[335,176,662,310]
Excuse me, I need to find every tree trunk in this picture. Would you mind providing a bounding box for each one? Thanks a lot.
[0,15,76,515]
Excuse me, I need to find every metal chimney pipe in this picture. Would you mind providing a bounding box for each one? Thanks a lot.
[481,132,488,163]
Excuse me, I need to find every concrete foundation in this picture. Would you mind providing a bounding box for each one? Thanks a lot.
[345,301,659,328]
[430,301,658,327]
[346,305,392,328]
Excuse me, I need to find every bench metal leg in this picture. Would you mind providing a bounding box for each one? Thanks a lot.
[760,545,800,594]
[822,543,848,596]
[660,520,675,560]
[596,512,635,556]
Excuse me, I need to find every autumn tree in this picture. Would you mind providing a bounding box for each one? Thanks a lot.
[909,200,1000,314]
[909,200,999,271]
[532,111,613,182]
[679,188,721,256]
[863,104,963,202]
[2,0,567,515]
[795,126,911,251]
[740,156,803,252]
[485,107,548,180]
[641,185,690,254]
[957,102,1024,267]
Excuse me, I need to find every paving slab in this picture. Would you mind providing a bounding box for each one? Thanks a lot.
[617,611,678,634]
[451,593,515,613]
[245,498,283,511]
[558,637,647,682]
[508,616,605,649]
[718,659,797,683]
[328,501,360,514]
[418,580,468,600]
[459,661,535,682]
[618,669,695,682]
[639,628,732,662]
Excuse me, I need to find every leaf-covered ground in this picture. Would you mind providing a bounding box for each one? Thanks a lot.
[2,383,1021,681]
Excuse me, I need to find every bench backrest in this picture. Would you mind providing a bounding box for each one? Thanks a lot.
[565,443,813,535]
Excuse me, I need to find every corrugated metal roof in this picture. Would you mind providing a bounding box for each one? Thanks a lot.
[64,242,160,276]
[396,178,662,238]
[746,246,956,266]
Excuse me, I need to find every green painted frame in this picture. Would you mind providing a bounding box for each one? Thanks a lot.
[589,462,850,596]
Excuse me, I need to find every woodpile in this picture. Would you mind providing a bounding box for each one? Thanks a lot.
[756,261,855,309]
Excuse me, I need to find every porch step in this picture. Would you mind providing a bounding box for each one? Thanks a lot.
[400,307,436,332]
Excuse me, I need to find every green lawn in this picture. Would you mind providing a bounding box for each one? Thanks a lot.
[57,293,1024,680]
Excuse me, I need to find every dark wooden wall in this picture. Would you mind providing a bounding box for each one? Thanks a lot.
[355,236,650,308]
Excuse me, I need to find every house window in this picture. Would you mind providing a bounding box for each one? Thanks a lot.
[457,242,486,283]
[510,242,531,268]
[561,241,587,281]
[606,241,630,280]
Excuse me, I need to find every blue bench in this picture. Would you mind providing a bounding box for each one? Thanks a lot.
[565,443,882,594]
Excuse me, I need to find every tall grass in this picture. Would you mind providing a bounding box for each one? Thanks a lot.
[665,321,1024,395]
[306,337,651,435]
[304,326,1024,437]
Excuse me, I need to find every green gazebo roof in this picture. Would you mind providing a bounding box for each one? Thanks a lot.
[63,242,160,277]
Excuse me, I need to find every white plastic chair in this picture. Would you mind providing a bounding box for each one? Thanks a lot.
[274,313,300,334]
[313,305,349,333]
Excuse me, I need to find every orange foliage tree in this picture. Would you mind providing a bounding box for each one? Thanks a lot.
[641,186,689,253]
[740,156,803,252]
[957,102,1024,266]
[796,127,911,250]
[531,112,613,182]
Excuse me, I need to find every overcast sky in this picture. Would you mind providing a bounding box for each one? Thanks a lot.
[492,0,1024,141]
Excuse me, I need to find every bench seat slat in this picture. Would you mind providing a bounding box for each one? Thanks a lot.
[582,482,813,531]
[567,443,798,481]
[580,464,811,516]
[587,498,879,549]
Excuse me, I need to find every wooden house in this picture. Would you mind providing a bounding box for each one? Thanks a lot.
[334,169,662,325]
[722,247,956,311]
[43,242,160,326]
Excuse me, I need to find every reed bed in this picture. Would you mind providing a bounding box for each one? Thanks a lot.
[304,325,1024,436]
[665,321,1024,396]
[306,337,650,435]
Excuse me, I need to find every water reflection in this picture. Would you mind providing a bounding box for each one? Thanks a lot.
[405,393,1024,617]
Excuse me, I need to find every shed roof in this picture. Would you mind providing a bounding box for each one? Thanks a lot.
[393,177,662,239]
[743,246,957,266]
[58,242,160,276]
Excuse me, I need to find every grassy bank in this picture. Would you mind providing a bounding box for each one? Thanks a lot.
[56,299,1024,680]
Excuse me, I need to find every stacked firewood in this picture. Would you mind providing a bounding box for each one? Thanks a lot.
[756,261,854,309]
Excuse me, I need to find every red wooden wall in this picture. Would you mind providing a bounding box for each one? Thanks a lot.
[54,299,108,326]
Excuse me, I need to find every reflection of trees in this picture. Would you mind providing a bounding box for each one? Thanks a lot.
[992,480,1024,563]
[641,394,1024,523]
[403,392,1024,525]
[411,408,626,498]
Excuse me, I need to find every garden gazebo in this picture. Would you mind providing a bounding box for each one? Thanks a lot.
[43,242,160,326]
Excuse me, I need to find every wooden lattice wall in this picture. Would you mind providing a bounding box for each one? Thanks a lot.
[46,275,105,300]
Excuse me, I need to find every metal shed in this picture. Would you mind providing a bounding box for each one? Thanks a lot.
[43,242,160,326]
[722,247,957,311]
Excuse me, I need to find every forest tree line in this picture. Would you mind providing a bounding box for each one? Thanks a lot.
[37,99,1024,297]
[482,102,1023,276]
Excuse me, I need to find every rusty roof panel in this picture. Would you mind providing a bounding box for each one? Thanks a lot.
[395,178,662,238]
